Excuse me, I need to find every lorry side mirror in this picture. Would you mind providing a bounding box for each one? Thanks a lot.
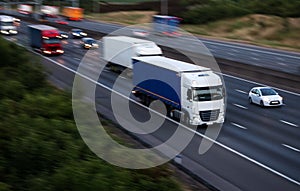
[187,89,192,100]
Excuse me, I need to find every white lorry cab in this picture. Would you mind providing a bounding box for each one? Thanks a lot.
[0,15,18,35]
[132,56,225,126]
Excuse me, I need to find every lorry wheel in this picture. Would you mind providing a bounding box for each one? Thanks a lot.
[181,113,190,126]
[184,115,190,125]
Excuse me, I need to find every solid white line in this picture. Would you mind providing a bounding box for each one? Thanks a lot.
[202,40,300,60]
[36,52,300,186]
[280,120,298,128]
[235,89,247,94]
[222,74,300,97]
[37,50,300,187]
[233,103,248,109]
[231,122,247,130]
[193,129,300,186]
[11,38,300,186]
[282,144,300,153]
[231,49,240,53]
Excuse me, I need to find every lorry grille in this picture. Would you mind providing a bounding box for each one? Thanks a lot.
[200,110,220,122]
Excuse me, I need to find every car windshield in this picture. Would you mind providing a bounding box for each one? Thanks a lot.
[72,29,81,33]
[261,88,277,96]
[192,86,223,101]
[44,37,60,44]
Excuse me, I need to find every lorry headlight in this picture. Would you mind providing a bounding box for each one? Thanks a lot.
[56,50,64,53]
[43,50,51,54]
[9,30,18,34]
[1,30,9,34]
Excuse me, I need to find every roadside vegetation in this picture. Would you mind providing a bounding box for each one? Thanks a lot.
[0,37,183,191]
[180,0,300,24]
[84,0,300,51]
[85,10,300,51]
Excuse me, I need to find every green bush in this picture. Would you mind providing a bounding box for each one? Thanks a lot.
[181,1,251,24]
[180,0,300,24]
[0,37,183,191]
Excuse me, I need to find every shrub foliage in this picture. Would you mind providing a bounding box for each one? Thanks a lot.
[0,37,182,191]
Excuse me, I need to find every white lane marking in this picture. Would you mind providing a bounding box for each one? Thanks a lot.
[222,74,300,96]
[235,89,248,94]
[33,51,300,187]
[202,40,300,60]
[252,57,260,60]
[228,52,235,56]
[280,120,298,127]
[10,38,300,187]
[233,103,248,109]
[282,144,300,153]
[231,122,247,130]
[231,49,240,53]
[74,58,81,61]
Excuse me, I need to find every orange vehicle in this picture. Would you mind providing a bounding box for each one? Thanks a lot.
[62,7,83,21]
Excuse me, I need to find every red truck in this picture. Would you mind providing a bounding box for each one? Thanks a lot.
[28,25,64,55]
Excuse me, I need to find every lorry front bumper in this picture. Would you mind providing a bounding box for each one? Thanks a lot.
[1,30,18,35]
[43,49,64,55]
[190,113,224,126]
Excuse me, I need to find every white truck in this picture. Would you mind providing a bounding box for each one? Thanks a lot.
[103,36,162,71]
[132,56,225,126]
[0,15,18,35]
[41,5,59,18]
[18,4,32,15]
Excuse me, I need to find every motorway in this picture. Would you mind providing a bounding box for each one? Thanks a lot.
[3,15,300,191]
[4,9,300,76]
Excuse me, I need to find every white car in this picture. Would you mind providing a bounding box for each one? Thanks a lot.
[248,87,283,107]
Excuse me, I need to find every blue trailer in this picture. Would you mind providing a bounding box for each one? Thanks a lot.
[132,56,225,126]
[152,15,181,36]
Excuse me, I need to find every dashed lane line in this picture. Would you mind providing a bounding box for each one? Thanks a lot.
[280,120,298,128]
[231,122,247,130]
[233,103,248,109]
[235,89,248,94]
[282,144,300,153]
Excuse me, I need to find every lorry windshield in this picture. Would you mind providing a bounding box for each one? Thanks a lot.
[1,21,13,26]
[192,86,223,101]
[43,38,60,44]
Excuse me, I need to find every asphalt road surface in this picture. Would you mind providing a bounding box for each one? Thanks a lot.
[2,17,300,191]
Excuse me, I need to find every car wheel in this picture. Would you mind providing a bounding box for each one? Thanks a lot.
[249,97,253,104]
[260,100,264,107]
